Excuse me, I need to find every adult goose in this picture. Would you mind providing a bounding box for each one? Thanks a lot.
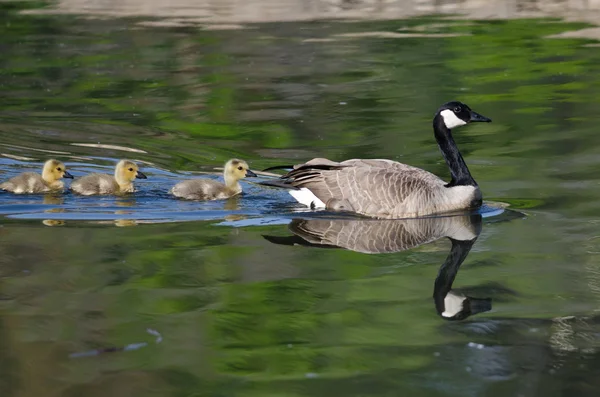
[261,101,491,219]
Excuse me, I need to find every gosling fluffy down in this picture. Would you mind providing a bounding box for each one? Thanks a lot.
[0,159,73,194]
[71,159,147,196]
[171,159,257,200]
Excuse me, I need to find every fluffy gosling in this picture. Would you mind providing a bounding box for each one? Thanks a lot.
[0,159,73,194]
[171,158,257,200]
[71,159,147,195]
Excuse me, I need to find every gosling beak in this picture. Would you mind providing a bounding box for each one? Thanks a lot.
[135,171,147,179]
[469,110,492,123]
[63,171,74,179]
[245,169,258,177]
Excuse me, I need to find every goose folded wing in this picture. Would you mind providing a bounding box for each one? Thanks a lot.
[284,161,442,217]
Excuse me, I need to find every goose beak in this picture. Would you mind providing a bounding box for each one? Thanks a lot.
[245,169,258,177]
[469,110,491,123]
[135,171,147,179]
[63,171,74,179]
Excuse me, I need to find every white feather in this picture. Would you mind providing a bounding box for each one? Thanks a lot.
[442,291,466,318]
[289,188,326,208]
[440,109,467,129]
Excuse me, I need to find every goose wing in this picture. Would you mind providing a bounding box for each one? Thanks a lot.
[281,158,446,218]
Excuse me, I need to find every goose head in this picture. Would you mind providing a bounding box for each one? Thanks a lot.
[438,101,492,130]
[42,159,73,183]
[224,159,257,183]
[115,160,146,186]
[439,290,492,321]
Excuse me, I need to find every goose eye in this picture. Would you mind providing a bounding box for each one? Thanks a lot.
[453,106,462,113]
[56,167,62,171]
[128,168,134,172]
[237,166,243,171]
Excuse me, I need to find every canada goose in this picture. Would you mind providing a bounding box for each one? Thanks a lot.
[0,159,73,194]
[261,101,491,219]
[71,159,147,195]
[263,214,491,320]
[170,158,257,200]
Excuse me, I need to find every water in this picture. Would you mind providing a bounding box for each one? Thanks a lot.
[2,1,600,396]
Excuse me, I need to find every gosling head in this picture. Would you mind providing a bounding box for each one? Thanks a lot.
[115,160,146,186]
[438,101,492,130]
[224,159,257,185]
[42,159,73,183]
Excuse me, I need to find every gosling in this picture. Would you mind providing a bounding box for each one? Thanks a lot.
[71,159,147,195]
[0,159,73,194]
[171,158,257,200]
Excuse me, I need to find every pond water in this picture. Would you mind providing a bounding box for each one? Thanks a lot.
[2,2,600,396]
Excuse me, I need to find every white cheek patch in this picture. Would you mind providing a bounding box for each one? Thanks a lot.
[442,291,466,318]
[440,109,467,129]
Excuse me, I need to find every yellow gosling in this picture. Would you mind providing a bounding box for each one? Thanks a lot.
[0,159,73,194]
[171,158,257,200]
[71,159,147,195]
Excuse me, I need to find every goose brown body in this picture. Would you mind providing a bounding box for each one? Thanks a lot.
[0,159,73,194]
[170,159,256,201]
[278,158,480,219]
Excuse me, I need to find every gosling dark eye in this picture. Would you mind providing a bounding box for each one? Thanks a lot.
[237,166,243,171]
[56,167,62,171]
[453,106,462,113]
[128,168,134,172]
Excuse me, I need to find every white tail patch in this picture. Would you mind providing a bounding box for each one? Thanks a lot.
[442,291,466,318]
[440,109,467,129]
[289,188,326,208]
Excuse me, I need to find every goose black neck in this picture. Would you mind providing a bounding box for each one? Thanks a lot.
[433,115,477,187]
[433,237,476,315]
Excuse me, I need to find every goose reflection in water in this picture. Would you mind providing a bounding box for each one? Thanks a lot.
[264,213,491,321]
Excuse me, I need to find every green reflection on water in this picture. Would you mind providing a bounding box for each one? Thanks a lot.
[2,1,600,396]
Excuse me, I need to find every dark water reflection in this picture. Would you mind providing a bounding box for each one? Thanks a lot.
[2,1,600,396]
[264,213,496,320]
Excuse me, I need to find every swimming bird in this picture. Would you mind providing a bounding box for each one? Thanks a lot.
[0,159,73,194]
[71,159,147,195]
[260,101,491,219]
[170,158,257,200]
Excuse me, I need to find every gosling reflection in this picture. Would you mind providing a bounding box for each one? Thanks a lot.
[264,214,491,321]
[43,194,64,205]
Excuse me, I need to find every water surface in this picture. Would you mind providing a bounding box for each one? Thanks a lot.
[2,2,600,396]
